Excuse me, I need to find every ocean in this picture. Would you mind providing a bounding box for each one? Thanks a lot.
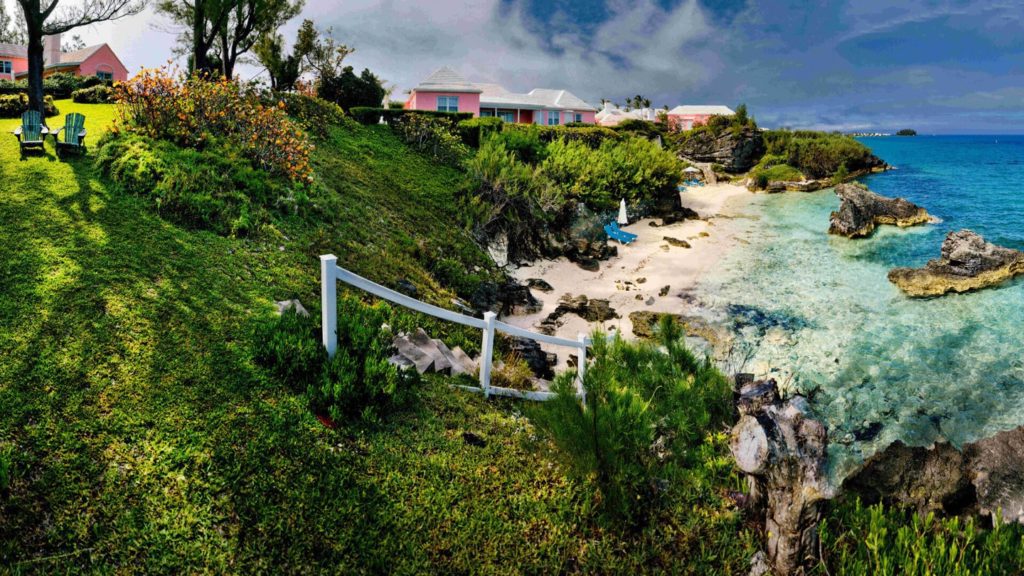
[692,135,1024,483]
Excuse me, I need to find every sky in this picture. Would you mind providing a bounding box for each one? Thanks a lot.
[53,0,1024,133]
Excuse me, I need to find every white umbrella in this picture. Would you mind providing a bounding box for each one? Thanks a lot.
[683,166,701,173]
[617,199,628,225]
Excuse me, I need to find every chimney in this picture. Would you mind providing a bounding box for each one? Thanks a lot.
[43,34,61,66]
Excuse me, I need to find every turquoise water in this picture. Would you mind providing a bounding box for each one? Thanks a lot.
[694,136,1024,483]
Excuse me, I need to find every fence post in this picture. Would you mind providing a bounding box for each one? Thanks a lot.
[320,254,338,358]
[576,333,588,404]
[479,312,497,398]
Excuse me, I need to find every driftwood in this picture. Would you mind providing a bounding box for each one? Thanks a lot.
[730,375,834,575]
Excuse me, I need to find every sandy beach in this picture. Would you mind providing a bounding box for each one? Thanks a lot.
[505,182,754,351]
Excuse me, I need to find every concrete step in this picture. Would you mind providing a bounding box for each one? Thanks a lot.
[390,328,478,376]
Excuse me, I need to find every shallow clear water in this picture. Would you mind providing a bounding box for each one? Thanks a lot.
[694,136,1024,483]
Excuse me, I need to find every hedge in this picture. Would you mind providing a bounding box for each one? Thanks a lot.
[457,116,504,148]
[349,107,474,126]
[503,123,620,148]
[72,84,115,104]
[0,73,108,99]
[0,94,59,118]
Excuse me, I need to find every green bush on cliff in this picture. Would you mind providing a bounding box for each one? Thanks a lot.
[763,130,878,179]
[531,318,733,523]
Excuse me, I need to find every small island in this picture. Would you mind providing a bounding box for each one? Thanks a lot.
[896,129,917,136]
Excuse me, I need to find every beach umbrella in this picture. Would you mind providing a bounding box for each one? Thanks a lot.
[683,166,701,173]
[617,199,628,225]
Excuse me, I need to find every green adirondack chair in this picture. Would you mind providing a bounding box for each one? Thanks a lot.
[13,110,45,154]
[53,113,87,157]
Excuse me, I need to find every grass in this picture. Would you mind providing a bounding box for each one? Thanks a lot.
[2,99,1021,574]
[755,163,805,183]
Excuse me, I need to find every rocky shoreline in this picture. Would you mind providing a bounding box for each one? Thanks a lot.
[828,182,932,238]
[889,229,1024,296]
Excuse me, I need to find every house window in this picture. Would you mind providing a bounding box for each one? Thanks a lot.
[96,71,113,82]
[0,61,11,75]
[480,109,494,117]
[437,95,459,113]
[498,110,514,122]
[546,110,560,125]
[574,113,583,123]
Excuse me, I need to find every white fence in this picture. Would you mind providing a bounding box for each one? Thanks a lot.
[320,254,589,402]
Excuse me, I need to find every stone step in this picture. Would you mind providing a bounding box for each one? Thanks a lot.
[390,327,479,376]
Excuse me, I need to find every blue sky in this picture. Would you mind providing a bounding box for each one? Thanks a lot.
[72,0,1024,133]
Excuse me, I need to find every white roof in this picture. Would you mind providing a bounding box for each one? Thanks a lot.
[414,66,482,93]
[412,66,595,111]
[668,105,735,116]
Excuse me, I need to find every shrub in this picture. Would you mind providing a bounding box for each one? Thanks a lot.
[72,84,114,104]
[97,132,297,236]
[0,73,101,98]
[273,92,350,138]
[113,67,313,183]
[255,298,421,424]
[0,443,11,494]
[832,162,849,185]
[542,136,682,210]
[533,317,732,523]
[0,93,58,118]
[762,129,878,179]
[317,66,386,112]
[348,107,474,126]
[463,135,562,261]
[391,113,469,166]
[491,354,535,391]
[490,125,548,164]
[457,116,505,148]
[503,123,620,148]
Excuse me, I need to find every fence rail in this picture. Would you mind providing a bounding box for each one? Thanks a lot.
[320,254,588,402]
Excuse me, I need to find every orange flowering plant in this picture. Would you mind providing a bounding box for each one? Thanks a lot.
[113,67,314,183]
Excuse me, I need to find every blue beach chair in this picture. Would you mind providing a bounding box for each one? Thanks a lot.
[604,223,636,245]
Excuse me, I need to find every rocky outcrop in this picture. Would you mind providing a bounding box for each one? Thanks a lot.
[470,281,543,316]
[506,337,556,380]
[748,165,890,193]
[678,126,766,173]
[730,376,833,576]
[888,230,1024,297]
[562,236,617,272]
[828,183,931,238]
[538,294,618,334]
[843,426,1024,524]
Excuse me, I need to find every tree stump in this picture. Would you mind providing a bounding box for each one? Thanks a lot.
[730,376,834,575]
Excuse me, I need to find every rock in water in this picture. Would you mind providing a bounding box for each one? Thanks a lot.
[888,229,1024,296]
[828,183,931,238]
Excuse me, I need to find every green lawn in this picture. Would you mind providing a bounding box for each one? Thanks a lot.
[0,100,753,573]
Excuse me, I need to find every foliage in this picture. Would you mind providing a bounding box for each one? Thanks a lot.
[254,30,305,91]
[0,93,58,118]
[0,443,11,494]
[896,129,917,136]
[613,118,665,140]
[489,124,548,163]
[491,354,535,391]
[390,113,469,166]
[0,73,104,98]
[762,129,879,179]
[832,162,849,185]
[457,116,505,148]
[463,135,562,261]
[254,300,421,424]
[96,132,300,236]
[318,66,386,112]
[348,106,473,126]
[503,122,621,148]
[541,136,682,210]
[818,499,1024,575]
[295,19,354,80]
[0,0,25,44]
[532,317,733,523]
[72,84,115,104]
[113,67,313,183]
[752,163,805,187]
[273,92,350,138]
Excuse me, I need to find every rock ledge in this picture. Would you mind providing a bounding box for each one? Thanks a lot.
[888,229,1024,296]
[828,183,931,238]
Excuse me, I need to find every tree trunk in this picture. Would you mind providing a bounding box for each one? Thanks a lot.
[26,24,44,117]
[192,0,210,74]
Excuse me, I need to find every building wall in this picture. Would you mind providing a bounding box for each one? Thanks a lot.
[77,45,129,81]
[667,114,715,131]
[406,91,481,115]
[0,56,28,80]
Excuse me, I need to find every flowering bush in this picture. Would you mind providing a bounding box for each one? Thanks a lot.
[113,67,313,183]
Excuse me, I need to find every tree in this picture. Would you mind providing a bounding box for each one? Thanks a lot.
[0,1,26,44]
[294,19,352,80]
[318,65,384,111]
[61,32,84,50]
[735,103,749,125]
[16,0,145,114]
[158,0,302,78]
[253,29,304,91]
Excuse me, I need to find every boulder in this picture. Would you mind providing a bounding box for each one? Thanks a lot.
[888,230,1024,297]
[497,282,542,316]
[663,236,691,248]
[507,337,555,380]
[828,183,931,238]
[843,426,1024,524]
[563,236,617,271]
[526,278,554,292]
[677,126,766,173]
[554,294,618,322]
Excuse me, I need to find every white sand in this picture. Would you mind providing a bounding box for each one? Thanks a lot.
[505,182,753,350]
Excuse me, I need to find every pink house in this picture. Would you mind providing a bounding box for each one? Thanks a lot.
[666,105,735,131]
[0,33,128,83]
[406,66,597,124]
